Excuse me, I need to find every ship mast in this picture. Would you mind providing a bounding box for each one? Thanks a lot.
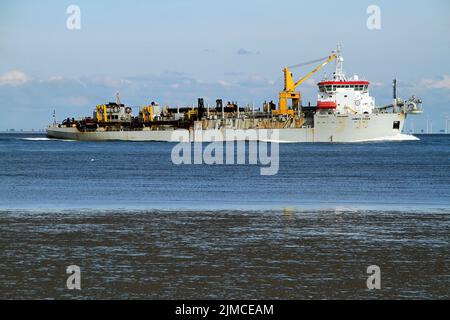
[333,44,346,81]
[116,92,121,105]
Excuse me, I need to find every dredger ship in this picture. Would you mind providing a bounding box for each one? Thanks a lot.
[46,47,423,142]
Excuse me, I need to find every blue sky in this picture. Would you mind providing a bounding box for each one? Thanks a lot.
[0,0,449,131]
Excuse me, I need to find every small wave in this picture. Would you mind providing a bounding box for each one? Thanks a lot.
[18,137,76,142]
[353,134,420,143]
[260,139,297,144]
[260,134,419,143]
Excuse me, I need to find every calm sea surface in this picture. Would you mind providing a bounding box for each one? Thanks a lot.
[0,133,449,299]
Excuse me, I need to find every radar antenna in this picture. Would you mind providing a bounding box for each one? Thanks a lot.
[333,44,346,81]
[116,92,121,105]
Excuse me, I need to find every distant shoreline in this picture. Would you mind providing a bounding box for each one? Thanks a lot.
[2,131,450,136]
[1,130,45,134]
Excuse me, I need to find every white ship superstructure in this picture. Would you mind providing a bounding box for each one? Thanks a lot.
[317,49,374,114]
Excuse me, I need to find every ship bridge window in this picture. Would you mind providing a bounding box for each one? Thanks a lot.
[319,86,325,92]
[393,121,400,129]
[325,85,332,91]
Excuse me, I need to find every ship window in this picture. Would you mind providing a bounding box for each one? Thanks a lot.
[393,121,400,129]
[345,85,350,88]
[332,85,336,91]
[319,86,325,92]
[325,86,332,91]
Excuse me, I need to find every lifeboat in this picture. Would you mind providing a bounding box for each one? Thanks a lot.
[317,101,337,109]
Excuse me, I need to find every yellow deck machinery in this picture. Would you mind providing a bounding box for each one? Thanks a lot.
[276,53,337,115]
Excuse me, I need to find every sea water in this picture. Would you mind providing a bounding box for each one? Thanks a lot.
[0,133,448,299]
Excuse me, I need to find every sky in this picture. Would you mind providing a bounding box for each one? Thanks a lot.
[0,0,449,132]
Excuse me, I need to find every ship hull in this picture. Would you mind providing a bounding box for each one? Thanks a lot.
[47,113,408,143]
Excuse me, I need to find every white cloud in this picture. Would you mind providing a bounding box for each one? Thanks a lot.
[304,78,316,86]
[81,75,132,88]
[0,70,32,86]
[47,75,64,82]
[38,75,65,84]
[370,81,384,87]
[217,80,232,87]
[58,96,89,107]
[243,75,275,87]
[237,48,260,56]
[420,75,450,90]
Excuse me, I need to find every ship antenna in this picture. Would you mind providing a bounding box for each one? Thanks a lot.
[53,109,56,125]
[116,92,121,105]
[334,44,345,81]
[393,79,398,113]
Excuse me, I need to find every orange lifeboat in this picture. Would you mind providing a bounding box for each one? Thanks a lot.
[317,101,337,109]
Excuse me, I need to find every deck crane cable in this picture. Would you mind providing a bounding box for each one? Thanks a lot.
[288,56,330,70]
[271,56,332,88]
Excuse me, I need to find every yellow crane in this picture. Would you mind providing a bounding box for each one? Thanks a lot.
[277,53,337,115]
